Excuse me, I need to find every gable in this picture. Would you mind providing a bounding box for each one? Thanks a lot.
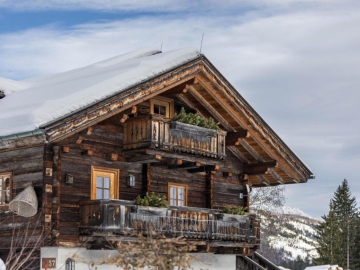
[0,48,313,187]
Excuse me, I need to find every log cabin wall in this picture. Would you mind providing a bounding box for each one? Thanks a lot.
[0,146,44,249]
[212,150,244,209]
[55,118,143,246]
[149,165,208,208]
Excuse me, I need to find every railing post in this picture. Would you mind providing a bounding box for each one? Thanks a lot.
[208,213,213,240]
[245,218,250,240]
[119,205,125,232]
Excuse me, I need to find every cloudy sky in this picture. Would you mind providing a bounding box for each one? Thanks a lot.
[1,0,359,219]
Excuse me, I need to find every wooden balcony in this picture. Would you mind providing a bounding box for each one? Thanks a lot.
[79,200,260,248]
[123,115,226,159]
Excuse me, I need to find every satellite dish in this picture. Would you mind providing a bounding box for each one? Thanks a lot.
[9,185,38,217]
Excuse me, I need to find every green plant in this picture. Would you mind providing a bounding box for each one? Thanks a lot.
[222,206,248,215]
[172,107,220,130]
[135,192,169,208]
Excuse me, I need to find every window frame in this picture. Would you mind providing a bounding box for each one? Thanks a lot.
[0,172,12,206]
[168,183,188,206]
[150,97,174,118]
[91,166,119,200]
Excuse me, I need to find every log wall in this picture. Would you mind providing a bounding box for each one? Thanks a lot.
[55,122,143,245]
[0,146,44,249]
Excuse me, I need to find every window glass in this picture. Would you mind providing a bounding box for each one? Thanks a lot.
[96,188,102,199]
[0,173,12,205]
[168,184,187,206]
[91,166,119,200]
[103,189,110,199]
[104,177,110,188]
[154,105,159,114]
[159,105,166,116]
[96,176,103,188]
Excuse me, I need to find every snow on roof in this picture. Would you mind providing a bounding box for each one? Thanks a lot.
[0,77,27,95]
[0,47,200,137]
[304,266,342,270]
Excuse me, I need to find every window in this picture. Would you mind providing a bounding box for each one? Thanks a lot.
[91,166,119,199]
[0,172,12,205]
[150,97,174,118]
[168,183,187,206]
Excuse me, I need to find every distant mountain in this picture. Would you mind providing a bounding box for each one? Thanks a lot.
[253,206,319,265]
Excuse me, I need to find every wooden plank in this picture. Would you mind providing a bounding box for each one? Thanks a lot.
[176,94,203,115]
[196,74,304,182]
[187,85,235,131]
[226,131,249,146]
[168,162,201,170]
[243,161,277,175]
[257,175,270,186]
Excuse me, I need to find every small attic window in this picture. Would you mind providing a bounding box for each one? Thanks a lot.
[0,91,5,99]
[150,97,174,118]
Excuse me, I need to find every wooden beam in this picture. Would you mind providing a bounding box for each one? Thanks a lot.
[168,162,201,170]
[243,161,277,175]
[228,146,248,163]
[240,139,264,162]
[268,169,284,184]
[187,85,235,131]
[106,153,118,161]
[62,146,70,153]
[86,126,93,135]
[131,105,137,114]
[182,84,190,93]
[81,149,93,156]
[257,175,270,186]
[226,130,250,146]
[127,154,162,163]
[196,74,304,182]
[76,136,84,144]
[120,114,129,124]
[176,94,203,115]
[176,159,183,165]
[223,172,233,177]
[187,164,219,174]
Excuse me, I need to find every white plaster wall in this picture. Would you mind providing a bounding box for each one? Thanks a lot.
[191,254,236,270]
[40,247,236,270]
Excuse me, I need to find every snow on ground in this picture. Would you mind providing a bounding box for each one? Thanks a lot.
[0,47,200,137]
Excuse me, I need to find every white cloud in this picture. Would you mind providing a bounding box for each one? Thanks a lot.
[1,2,360,218]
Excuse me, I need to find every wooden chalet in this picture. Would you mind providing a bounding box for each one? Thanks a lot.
[0,48,313,269]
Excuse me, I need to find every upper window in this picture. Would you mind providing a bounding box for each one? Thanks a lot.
[168,183,187,206]
[0,172,12,205]
[91,166,119,200]
[150,97,174,118]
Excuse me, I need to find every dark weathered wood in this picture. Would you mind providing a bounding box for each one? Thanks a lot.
[168,162,201,170]
[187,164,219,174]
[226,131,250,146]
[243,161,277,175]
[187,85,235,131]
[0,134,46,152]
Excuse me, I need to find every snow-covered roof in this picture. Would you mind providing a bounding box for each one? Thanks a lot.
[0,47,200,137]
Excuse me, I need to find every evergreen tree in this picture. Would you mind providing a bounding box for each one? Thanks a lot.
[331,179,358,270]
[314,202,343,266]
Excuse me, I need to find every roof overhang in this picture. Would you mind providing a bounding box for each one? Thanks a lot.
[39,55,313,186]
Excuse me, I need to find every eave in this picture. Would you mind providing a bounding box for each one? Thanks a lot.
[39,55,313,186]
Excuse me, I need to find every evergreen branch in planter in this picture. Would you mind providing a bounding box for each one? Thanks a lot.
[135,192,169,208]
[173,107,220,130]
[222,206,248,215]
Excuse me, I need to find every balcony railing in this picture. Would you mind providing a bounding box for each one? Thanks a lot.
[79,200,260,244]
[123,115,226,159]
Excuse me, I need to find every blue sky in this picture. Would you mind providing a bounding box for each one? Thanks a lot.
[1,0,360,219]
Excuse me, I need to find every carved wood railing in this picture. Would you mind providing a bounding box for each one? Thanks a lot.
[79,200,259,244]
[123,115,226,159]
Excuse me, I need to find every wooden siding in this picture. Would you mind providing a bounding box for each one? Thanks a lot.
[0,146,44,249]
